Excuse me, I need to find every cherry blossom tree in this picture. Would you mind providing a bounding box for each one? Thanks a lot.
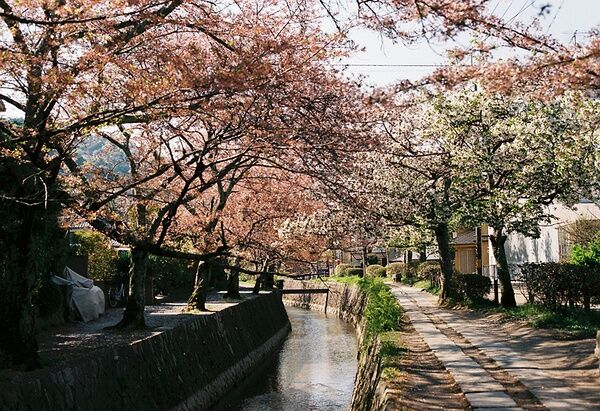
[0,0,217,369]
[440,91,599,307]
[0,0,355,367]
[362,1,599,96]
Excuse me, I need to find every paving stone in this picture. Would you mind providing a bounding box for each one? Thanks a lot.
[460,382,506,393]
[446,367,497,385]
[392,284,600,410]
[465,391,519,408]
[505,368,563,389]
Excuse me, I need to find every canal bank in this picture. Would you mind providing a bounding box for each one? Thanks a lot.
[213,306,358,410]
[281,278,401,410]
[0,292,290,411]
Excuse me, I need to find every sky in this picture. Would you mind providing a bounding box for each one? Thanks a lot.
[339,0,600,87]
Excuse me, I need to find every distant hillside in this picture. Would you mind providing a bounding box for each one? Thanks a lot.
[76,135,130,175]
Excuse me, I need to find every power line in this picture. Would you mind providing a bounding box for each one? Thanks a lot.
[332,63,449,67]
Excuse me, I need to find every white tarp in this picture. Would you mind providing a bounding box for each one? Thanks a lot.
[51,267,105,322]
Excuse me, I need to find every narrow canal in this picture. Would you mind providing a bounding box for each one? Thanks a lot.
[213,306,358,411]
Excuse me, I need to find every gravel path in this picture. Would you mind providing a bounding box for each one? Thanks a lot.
[391,283,600,410]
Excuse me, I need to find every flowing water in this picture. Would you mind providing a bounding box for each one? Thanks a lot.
[213,306,358,411]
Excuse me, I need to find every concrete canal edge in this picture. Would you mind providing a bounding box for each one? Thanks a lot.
[0,293,290,411]
[282,279,399,410]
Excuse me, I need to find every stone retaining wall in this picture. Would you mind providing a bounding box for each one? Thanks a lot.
[0,293,290,411]
[281,279,366,328]
[281,279,396,411]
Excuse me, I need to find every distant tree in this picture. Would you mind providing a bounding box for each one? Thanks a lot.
[350,97,463,301]
[564,219,600,250]
[71,230,118,281]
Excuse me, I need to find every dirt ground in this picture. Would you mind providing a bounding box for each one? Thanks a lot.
[35,290,257,369]
[447,306,599,391]
[383,314,471,410]
[403,285,600,409]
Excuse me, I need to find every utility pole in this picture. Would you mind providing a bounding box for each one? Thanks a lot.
[475,226,482,275]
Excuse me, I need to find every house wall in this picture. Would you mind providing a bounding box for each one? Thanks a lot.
[455,245,476,273]
[489,202,600,267]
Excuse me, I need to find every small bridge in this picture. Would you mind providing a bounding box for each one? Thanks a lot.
[277,274,331,311]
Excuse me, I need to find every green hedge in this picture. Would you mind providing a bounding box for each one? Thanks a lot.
[520,262,600,312]
[71,230,118,281]
[386,262,405,279]
[417,261,441,286]
[334,263,353,277]
[148,256,196,295]
[366,264,386,277]
[347,267,364,277]
[452,273,491,302]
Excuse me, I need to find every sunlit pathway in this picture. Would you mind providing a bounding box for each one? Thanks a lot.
[391,283,600,411]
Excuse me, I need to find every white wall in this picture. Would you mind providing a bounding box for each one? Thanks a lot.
[488,201,600,266]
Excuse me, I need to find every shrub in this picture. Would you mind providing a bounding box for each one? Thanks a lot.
[572,235,600,270]
[346,267,364,277]
[417,261,441,286]
[386,262,406,279]
[366,264,385,277]
[452,273,491,302]
[33,277,64,319]
[335,263,352,277]
[71,230,118,281]
[239,272,253,283]
[148,256,196,295]
[407,261,420,277]
[520,262,600,312]
[358,277,403,342]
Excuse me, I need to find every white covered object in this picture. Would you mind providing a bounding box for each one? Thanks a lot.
[52,267,105,322]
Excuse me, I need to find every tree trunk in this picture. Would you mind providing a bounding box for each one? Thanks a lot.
[0,204,40,370]
[252,274,262,294]
[419,244,427,263]
[361,246,368,276]
[264,264,275,289]
[489,229,517,308]
[187,261,211,311]
[224,263,240,299]
[114,246,148,329]
[252,258,269,294]
[434,222,454,302]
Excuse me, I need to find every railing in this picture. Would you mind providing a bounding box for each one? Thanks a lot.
[482,264,521,281]
[481,264,530,304]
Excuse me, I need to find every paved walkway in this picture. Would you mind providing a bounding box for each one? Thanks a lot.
[390,284,600,410]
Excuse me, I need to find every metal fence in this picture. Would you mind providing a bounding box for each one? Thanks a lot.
[481,263,531,304]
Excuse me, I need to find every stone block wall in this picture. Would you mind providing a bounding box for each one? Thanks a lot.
[0,293,290,411]
[281,278,399,411]
[281,279,366,328]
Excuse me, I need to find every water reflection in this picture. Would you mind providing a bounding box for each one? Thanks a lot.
[214,306,357,410]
